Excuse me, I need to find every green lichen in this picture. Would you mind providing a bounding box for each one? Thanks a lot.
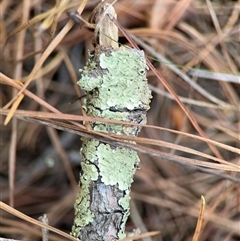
[71,158,98,237]
[118,191,131,239]
[97,48,151,111]
[118,224,128,240]
[81,138,99,163]
[97,143,139,190]
[97,49,150,109]
[119,191,131,209]
[77,47,152,136]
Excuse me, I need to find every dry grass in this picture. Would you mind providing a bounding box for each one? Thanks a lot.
[0,0,239,240]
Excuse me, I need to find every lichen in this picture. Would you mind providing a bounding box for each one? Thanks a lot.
[77,47,152,130]
[119,191,131,210]
[81,138,99,163]
[98,48,151,111]
[118,191,131,239]
[71,159,98,237]
[97,143,139,190]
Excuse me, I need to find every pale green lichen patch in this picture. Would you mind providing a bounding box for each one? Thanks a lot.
[90,48,151,111]
[81,138,99,164]
[118,225,127,240]
[96,142,140,191]
[78,74,102,91]
[77,47,152,137]
[71,160,98,237]
[78,54,103,91]
[118,192,131,239]
[119,190,131,210]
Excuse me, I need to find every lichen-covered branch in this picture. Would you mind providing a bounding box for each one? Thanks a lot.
[71,46,151,240]
[70,1,151,240]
